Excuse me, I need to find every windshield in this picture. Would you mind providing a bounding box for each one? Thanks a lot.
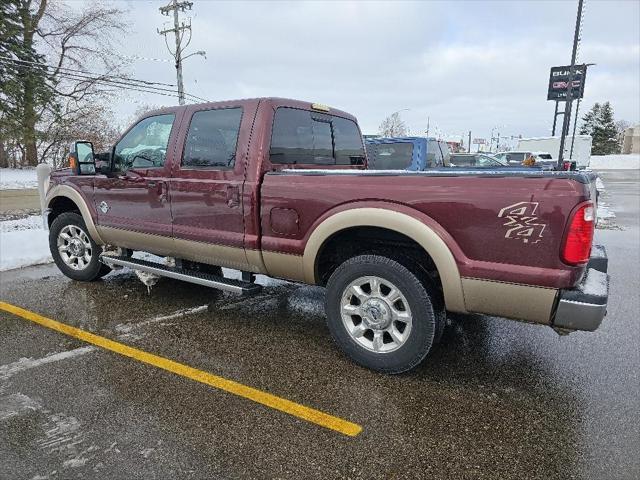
[477,154,507,167]
[450,154,507,167]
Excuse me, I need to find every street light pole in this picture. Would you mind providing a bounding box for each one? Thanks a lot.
[557,0,584,169]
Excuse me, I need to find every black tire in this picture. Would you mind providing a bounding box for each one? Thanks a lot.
[325,254,437,374]
[49,212,111,281]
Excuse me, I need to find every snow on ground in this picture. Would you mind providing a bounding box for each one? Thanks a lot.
[0,168,38,190]
[589,154,640,170]
[597,202,616,220]
[0,214,51,271]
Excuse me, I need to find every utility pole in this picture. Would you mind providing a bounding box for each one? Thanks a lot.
[158,0,205,105]
[557,0,584,169]
[468,131,471,153]
[426,116,430,137]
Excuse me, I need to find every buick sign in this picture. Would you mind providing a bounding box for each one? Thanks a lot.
[547,65,587,101]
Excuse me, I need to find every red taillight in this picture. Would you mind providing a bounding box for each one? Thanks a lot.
[562,203,595,264]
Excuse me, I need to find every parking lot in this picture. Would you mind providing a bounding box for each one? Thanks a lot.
[1,170,638,479]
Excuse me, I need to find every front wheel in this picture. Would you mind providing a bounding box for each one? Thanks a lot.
[325,255,437,374]
[49,212,111,281]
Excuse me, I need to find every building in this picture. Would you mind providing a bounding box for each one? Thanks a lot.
[622,125,640,154]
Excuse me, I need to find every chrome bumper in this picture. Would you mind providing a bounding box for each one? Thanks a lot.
[553,245,609,332]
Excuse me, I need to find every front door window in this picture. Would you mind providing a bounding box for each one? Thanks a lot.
[113,114,175,171]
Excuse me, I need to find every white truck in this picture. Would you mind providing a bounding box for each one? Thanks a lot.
[516,135,593,169]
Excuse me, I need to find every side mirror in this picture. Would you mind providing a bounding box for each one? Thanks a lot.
[69,141,96,175]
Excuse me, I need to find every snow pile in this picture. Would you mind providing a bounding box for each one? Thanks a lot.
[589,154,640,170]
[597,203,616,220]
[0,215,51,271]
[0,168,38,190]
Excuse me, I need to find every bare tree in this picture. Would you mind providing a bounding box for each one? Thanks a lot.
[5,0,127,166]
[379,112,408,137]
[43,103,122,168]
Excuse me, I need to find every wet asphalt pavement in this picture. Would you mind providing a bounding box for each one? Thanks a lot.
[1,170,638,480]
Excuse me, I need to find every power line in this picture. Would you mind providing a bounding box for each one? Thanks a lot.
[0,61,203,104]
[0,56,209,103]
[0,55,178,89]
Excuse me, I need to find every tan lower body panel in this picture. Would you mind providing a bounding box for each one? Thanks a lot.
[461,277,558,324]
[96,226,265,272]
[262,251,305,282]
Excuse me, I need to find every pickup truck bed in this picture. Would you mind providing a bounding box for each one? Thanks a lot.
[38,97,609,373]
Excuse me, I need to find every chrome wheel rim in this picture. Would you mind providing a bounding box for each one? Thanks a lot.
[57,225,92,270]
[340,275,412,353]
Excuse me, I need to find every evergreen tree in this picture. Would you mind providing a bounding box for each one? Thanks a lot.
[579,102,620,155]
[579,102,600,136]
[0,0,52,166]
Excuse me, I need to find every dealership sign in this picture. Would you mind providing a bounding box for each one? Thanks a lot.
[547,65,587,101]
[473,138,486,145]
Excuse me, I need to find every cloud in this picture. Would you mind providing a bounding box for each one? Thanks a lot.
[108,0,639,140]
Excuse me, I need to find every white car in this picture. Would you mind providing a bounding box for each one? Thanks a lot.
[493,151,557,170]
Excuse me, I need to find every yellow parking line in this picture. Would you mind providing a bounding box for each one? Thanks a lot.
[0,301,362,437]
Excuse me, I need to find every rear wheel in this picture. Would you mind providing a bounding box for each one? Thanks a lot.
[325,255,437,374]
[49,212,111,281]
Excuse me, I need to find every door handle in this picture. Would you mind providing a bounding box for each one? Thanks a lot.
[148,180,168,202]
[226,185,240,207]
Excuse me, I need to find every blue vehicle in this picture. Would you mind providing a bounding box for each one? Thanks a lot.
[364,137,451,171]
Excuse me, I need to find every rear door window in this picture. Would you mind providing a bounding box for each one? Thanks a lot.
[182,107,243,168]
[270,107,365,165]
[506,152,527,163]
[450,154,474,166]
[366,142,413,169]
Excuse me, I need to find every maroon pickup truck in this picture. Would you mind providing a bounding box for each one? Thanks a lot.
[38,98,609,373]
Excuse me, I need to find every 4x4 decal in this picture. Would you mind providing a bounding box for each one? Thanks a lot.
[498,202,546,244]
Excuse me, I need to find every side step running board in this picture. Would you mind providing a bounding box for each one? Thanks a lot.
[100,255,262,295]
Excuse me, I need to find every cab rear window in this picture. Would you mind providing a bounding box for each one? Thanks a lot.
[270,107,365,165]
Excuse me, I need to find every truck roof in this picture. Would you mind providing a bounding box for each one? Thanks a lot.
[142,97,358,122]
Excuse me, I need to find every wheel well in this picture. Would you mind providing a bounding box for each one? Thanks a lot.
[315,226,443,295]
[48,196,80,227]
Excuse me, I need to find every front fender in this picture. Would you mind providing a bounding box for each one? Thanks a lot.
[46,184,104,245]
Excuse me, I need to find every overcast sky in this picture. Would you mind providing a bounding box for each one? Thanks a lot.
[109,0,639,141]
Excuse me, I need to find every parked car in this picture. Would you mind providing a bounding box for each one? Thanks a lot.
[365,137,451,170]
[493,150,559,170]
[449,153,509,168]
[517,136,592,169]
[38,97,609,374]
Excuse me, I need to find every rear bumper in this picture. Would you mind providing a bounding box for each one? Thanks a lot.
[553,245,609,331]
